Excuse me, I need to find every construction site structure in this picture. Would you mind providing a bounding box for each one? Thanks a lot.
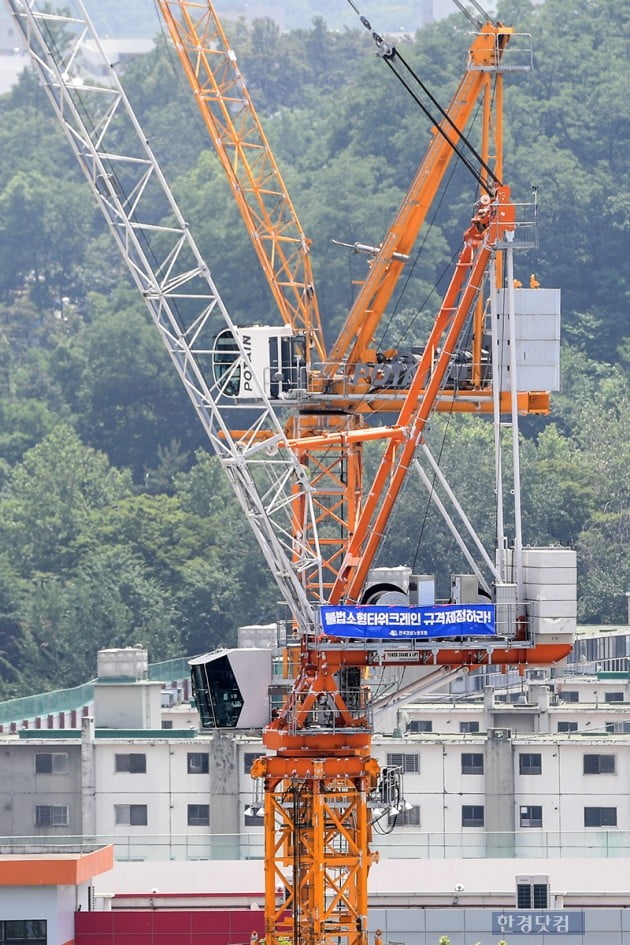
[3,3,574,945]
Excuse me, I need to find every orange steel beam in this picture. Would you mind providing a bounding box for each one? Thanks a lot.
[255,644,378,945]
[254,619,572,945]
[288,415,363,602]
[258,768,377,945]
[327,22,512,373]
[157,0,325,361]
[330,187,515,605]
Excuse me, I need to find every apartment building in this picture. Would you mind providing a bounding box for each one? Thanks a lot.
[1,635,629,858]
[2,696,630,862]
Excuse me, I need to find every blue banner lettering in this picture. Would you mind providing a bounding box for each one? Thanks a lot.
[492,912,584,935]
[320,604,495,639]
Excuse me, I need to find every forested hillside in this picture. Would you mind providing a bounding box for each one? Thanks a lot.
[0,0,627,698]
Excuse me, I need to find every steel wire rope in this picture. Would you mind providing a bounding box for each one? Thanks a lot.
[409,391,457,576]
[371,76,503,571]
[373,50,496,351]
[320,146,483,567]
[409,257,497,577]
[383,46,501,191]
[362,235,465,574]
[345,0,502,194]
[402,230,484,575]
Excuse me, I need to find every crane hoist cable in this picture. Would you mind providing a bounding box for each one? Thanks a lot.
[345,0,502,194]
[452,0,496,31]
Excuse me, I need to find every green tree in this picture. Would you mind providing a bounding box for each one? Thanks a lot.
[74,289,202,480]
[577,510,630,624]
[17,547,179,693]
[0,554,27,694]
[521,424,597,547]
[0,424,132,577]
[0,170,94,305]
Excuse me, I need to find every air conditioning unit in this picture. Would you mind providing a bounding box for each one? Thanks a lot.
[516,875,549,909]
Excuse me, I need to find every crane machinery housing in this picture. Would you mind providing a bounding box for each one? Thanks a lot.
[4,3,573,945]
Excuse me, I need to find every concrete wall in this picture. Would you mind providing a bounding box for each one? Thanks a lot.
[0,883,89,945]
[368,906,630,945]
[0,742,82,836]
[2,728,630,858]
[74,905,630,945]
[94,681,162,730]
[485,729,515,855]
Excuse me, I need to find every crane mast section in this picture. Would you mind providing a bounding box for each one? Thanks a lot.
[327,22,512,372]
[158,0,325,362]
[6,0,322,631]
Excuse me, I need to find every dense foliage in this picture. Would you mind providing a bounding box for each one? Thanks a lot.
[0,0,627,697]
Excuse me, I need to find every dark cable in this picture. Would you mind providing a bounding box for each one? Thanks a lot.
[390,47,502,187]
[349,4,503,193]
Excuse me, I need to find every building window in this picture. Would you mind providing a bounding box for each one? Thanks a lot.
[407,720,432,733]
[606,721,630,734]
[388,804,421,827]
[584,807,617,827]
[161,720,174,730]
[517,882,548,909]
[560,690,579,703]
[461,752,484,775]
[519,753,542,775]
[115,753,146,774]
[187,804,210,827]
[244,751,260,774]
[557,721,578,733]
[35,805,68,827]
[114,804,148,826]
[583,754,615,774]
[605,692,623,703]
[34,752,69,775]
[520,805,543,828]
[187,752,210,774]
[386,752,420,773]
[0,920,47,944]
[461,805,484,827]
[244,803,264,827]
[460,721,480,734]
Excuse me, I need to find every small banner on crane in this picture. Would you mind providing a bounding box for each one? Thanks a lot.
[319,603,496,639]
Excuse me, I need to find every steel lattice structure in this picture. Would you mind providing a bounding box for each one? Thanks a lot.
[5,0,323,630]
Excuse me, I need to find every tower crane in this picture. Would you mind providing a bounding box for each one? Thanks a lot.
[4,4,573,945]
[155,0,547,599]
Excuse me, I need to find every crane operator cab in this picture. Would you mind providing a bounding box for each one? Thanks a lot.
[212,326,307,400]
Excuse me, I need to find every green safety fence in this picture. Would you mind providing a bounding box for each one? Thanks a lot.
[0,655,195,726]
[0,681,95,726]
[148,656,193,682]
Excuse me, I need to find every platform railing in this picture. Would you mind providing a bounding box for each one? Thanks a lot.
[2,829,629,862]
